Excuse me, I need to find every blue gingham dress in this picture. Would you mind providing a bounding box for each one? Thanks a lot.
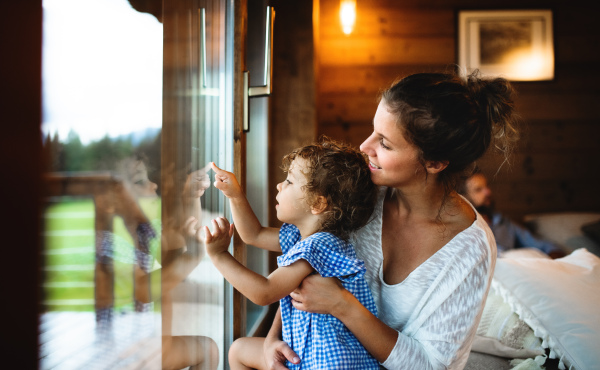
[277,223,379,369]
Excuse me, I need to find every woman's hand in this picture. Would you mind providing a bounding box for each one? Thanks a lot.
[202,217,235,257]
[263,336,300,370]
[210,162,243,199]
[289,274,346,316]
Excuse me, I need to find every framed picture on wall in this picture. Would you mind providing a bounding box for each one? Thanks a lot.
[458,9,554,81]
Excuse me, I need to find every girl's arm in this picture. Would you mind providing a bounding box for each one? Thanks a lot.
[181,164,211,225]
[204,217,314,306]
[180,165,212,256]
[210,162,280,252]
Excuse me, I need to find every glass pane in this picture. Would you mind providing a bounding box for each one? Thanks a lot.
[40,0,231,368]
[161,0,231,369]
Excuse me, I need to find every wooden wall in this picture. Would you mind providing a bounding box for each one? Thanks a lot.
[270,0,317,213]
[315,0,600,222]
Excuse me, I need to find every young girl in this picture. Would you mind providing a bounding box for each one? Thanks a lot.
[197,138,380,369]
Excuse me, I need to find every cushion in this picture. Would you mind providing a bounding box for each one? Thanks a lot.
[465,352,511,370]
[472,288,544,359]
[523,212,600,251]
[500,248,551,260]
[492,248,600,369]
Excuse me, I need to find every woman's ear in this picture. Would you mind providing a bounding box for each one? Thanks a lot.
[311,196,328,215]
[425,160,449,174]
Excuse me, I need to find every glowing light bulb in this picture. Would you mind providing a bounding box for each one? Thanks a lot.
[340,0,356,35]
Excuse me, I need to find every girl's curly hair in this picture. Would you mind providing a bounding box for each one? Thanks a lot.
[281,137,378,241]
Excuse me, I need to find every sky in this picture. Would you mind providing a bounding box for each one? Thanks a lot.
[42,0,163,144]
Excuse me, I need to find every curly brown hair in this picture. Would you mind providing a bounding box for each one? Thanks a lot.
[281,137,378,241]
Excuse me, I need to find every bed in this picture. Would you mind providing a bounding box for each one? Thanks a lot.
[465,212,600,370]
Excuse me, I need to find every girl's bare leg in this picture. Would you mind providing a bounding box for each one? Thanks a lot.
[229,337,267,370]
[162,335,219,370]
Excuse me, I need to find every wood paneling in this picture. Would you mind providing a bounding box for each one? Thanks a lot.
[315,0,600,221]
[319,8,455,38]
[319,37,455,66]
[270,0,317,191]
[318,65,453,94]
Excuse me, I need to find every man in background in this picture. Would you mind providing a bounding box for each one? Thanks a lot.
[462,170,566,259]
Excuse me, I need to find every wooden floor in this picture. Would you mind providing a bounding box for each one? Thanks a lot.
[39,301,225,370]
[39,311,162,369]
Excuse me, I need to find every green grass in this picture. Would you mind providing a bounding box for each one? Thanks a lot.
[42,198,161,312]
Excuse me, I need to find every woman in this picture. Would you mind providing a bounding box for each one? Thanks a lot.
[263,70,519,369]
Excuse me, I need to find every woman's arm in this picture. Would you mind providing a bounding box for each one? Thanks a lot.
[292,252,492,369]
[205,217,314,306]
[290,275,398,363]
[211,162,280,252]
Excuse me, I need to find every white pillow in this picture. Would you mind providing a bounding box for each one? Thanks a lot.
[492,248,600,370]
[472,288,544,359]
[523,212,600,247]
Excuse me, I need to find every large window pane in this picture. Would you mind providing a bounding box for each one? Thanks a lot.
[40,0,231,368]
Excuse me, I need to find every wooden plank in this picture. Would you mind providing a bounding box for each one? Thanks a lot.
[514,93,600,120]
[318,0,455,14]
[43,172,115,197]
[233,0,248,342]
[476,150,600,182]
[318,121,373,149]
[318,93,381,123]
[553,6,599,37]
[479,180,600,222]
[514,63,600,94]
[519,120,600,151]
[318,64,454,94]
[320,7,455,38]
[556,35,600,63]
[319,36,455,66]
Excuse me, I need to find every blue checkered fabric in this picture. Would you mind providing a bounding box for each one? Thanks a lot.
[277,223,380,369]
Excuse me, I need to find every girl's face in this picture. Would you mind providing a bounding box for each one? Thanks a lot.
[275,157,313,226]
[359,101,424,189]
[128,161,158,198]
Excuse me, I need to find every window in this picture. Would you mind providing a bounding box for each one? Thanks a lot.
[40,0,233,368]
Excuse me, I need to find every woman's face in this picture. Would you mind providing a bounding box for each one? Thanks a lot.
[359,101,424,189]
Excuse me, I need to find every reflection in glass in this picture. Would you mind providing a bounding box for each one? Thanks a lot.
[40,0,230,368]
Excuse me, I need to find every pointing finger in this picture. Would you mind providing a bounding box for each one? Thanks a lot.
[210,162,225,174]
[202,162,212,173]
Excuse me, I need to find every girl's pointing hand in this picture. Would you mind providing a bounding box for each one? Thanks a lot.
[210,162,243,199]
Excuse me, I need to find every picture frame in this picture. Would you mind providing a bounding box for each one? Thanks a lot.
[458,9,554,81]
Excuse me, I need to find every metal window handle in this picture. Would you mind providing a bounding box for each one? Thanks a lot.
[244,6,275,132]
[199,8,219,96]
